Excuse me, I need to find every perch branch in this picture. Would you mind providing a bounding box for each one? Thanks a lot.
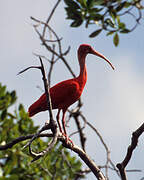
[0,132,106,179]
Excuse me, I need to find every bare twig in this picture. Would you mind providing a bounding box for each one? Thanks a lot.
[42,0,61,37]
[48,44,56,86]
[39,57,54,124]
[23,123,52,149]
[79,113,120,178]
[31,16,76,78]
[18,66,41,75]
[69,111,86,152]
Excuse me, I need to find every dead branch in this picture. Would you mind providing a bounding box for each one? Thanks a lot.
[69,110,86,152]
[79,112,120,178]
[18,57,58,161]
[31,16,75,78]
[116,122,144,180]
[42,0,61,37]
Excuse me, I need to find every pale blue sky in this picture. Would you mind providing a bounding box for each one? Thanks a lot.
[0,1,144,179]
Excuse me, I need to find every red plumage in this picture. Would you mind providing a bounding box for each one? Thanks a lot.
[28,78,83,117]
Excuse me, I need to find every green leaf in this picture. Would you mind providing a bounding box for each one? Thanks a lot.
[1,109,7,120]
[87,0,95,8]
[113,33,119,46]
[70,19,83,27]
[116,15,120,26]
[0,85,6,97]
[89,29,102,38]
[64,0,80,9]
[106,31,115,36]
[110,11,116,22]
[77,0,87,7]
[120,28,130,33]
[89,7,103,13]
[117,16,125,29]
[10,91,17,104]
[93,14,102,21]
[94,0,105,5]
[124,2,132,8]
[118,22,125,29]
[116,2,126,12]
[82,0,87,7]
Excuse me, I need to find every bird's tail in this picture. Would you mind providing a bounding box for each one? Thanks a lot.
[28,93,48,117]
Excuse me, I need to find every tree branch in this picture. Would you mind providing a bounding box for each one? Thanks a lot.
[42,0,61,37]
[116,122,144,180]
[0,132,106,180]
[18,57,58,161]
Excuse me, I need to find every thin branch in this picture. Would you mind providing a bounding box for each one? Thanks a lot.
[18,57,58,161]
[42,0,61,37]
[23,123,52,149]
[0,133,53,150]
[30,129,58,162]
[48,44,56,86]
[28,57,58,160]
[33,53,51,63]
[45,38,63,43]
[81,114,109,152]
[39,57,54,125]
[79,113,120,178]
[116,122,144,180]
[69,111,86,152]
[31,16,62,45]
[17,66,41,75]
[31,17,76,78]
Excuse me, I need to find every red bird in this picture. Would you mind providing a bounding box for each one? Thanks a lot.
[28,44,114,140]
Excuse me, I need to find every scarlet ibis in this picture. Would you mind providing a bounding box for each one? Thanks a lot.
[28,44,114,141]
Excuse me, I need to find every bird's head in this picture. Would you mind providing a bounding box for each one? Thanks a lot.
[78,44,93,55]
[78,44,115,70]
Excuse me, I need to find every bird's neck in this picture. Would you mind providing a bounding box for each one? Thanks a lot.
[77,54,87,90]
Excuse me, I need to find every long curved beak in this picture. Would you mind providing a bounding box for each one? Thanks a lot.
[91,49,115,70]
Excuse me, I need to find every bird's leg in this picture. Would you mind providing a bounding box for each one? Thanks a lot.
[62,110,67,135]
[62,109,73,146]
[56,109,63,133]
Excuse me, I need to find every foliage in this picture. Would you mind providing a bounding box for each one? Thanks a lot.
[0,83,83,180]
[64,0,144,46]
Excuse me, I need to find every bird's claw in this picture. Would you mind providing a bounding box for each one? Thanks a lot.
[61,133,74,147]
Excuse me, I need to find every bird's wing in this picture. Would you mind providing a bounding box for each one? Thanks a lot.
[50,79,80,109]
[28,79,80,116]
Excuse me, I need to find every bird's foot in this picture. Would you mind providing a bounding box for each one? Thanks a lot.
[61,133,74,147]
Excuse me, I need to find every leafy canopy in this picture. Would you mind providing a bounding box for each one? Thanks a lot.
[0,83,83,180]
[64,0,144,46]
